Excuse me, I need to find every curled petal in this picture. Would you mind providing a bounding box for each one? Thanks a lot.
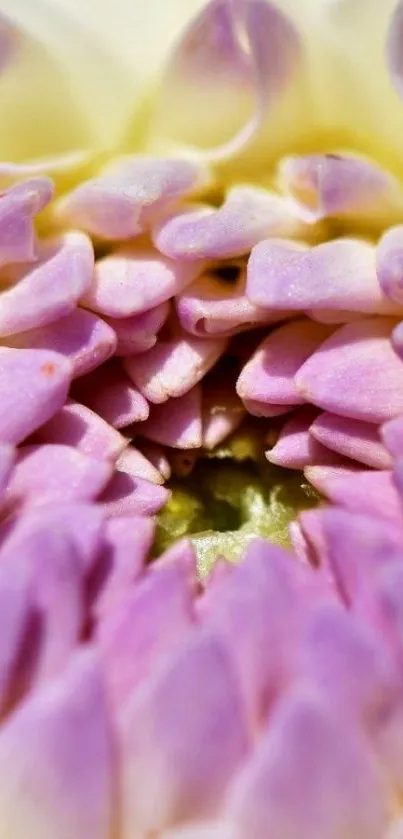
[136,441,172,481]
[310,413,392,470]
[82,246,202,318]
[5,444,112,508]
[34,401,126,461]
[0,232,93,337]
[72,360,149,429]
[54,156,209,239]
[123,329,227,404]
[295,318,403,423]
[305,466,402,523]
[279,153,403,227]
[139,386,202,449]
[120,632,249,836]
[237,319,333,407]
[376,225,403,305]
[228,687,388,839]
[0,347,71,445]
[105,301,170,356]
[0,178,53,267]
[100,471,169,517]
[115,446,166,485]
[202,377,245,450]
[382,414,403,457]
[248,237,400,314]
[8,309,117,378]
[0,650,113,839]
[266,406,339,470]
[154,187,305,261]
[177,267,288,337]
[151,0,302,162]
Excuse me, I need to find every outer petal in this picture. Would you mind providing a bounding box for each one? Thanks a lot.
[0,649,113,839]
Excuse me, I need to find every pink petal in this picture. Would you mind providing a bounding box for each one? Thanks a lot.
[0,650,113,839]
[7,502,105,573]
[382,413,403,457]
[0,348,71,445]
[228,687,388,839]
[0,551,31,714]
[93,515,155,617]
[115,445,165,485]
[100,470,170,517]
[154,187,304,260]
[104,300,170,356]
[295,318,403,423]
[310,412,392,469]
[0,232,93,337]
[55,156,208,239]
[8,309,117,378]
[305,466,402,523]
[82,246,202,318]
[0,443,15,496]
[4,444,112,508]
[237,319,333,407]
[124,329,226,403]
[0,178,53,267]
[136,441,172,481]
[34,401,126,460]
[176,267,288,337]
[376,225,403,304]
[248,237,399,314]
[72,360,149,428]
[0,521,83,685]
[98,539,197,708]
[280,153,403,226]
[202,377,245,450]
[241,398,294,418]
[120,632,248,835]
[266,407,340,469]
[138,386,202,449]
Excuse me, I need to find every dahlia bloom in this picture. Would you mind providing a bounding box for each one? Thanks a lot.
[2,0,403,837]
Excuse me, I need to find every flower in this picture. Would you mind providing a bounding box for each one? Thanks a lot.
[2,0,403,836]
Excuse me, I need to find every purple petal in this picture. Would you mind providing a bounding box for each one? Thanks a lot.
[0,443,15,495]
[115,446,165,485]
[177,267,289,337]
[120,632,248,835]
[376,225,403,304]
[34,400,126,461]
[0,232,93,337]
[0,521,83,685]
[98,539,197,708]
[266,407,340,469]
[248,237,400,314]
[382,413,403,457]
[0,552,31,714]
[4,444,112,508]
[72,360,149,428]
[55,156,208,239]
[138,386,202,449]
[154,187,304,260]
[136,441,172,481]
[81,246,203,318]
[93,515,155,617]
[100,471,170,517]
[296,318,403,423]
[124,329,227,403]
[153,0,301,161]
[241,398,293,418]
[237,319,333,407]
[0,347,71,445]
[0,178,53,267]
[105,301,170,356]
[228,687,387,839]
[7,503,105,573]
[8,309,117,379]
[305,466,402,523]
[0,650,113,839]
[310,413,392,469]
[280,153,403,226]
[202,377,245,450]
